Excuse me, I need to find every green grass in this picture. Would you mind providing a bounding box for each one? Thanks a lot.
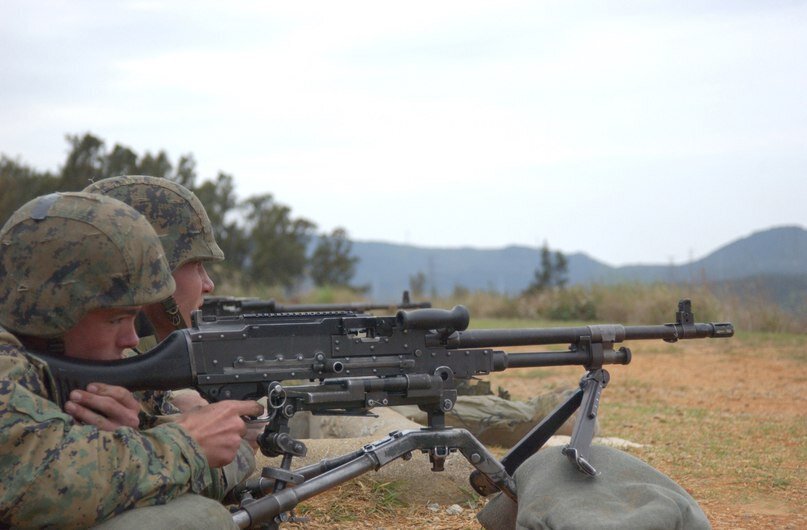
[505,368,556,379]
[366,481,407,515]
[471,317,554,329]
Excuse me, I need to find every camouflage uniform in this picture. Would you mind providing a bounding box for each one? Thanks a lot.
[84,177,255,501]
[84,175,224,411]
[0,193,232,527]
[0,330,222,528]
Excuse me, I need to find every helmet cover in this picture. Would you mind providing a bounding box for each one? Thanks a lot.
[0,192,175,337]
[84,175,224,270]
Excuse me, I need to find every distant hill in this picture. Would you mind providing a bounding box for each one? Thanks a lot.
[351,225,807,304]
[710,273,807,314]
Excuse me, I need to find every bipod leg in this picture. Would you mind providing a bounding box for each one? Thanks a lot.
[244,419,309,526]
[469,386,584,496]
[231,427,516,529]
[561,368,609,476]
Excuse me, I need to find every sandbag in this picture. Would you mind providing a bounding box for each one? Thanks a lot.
[478,445,710,530]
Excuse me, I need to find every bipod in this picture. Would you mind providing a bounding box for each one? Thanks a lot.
[469,337,627,495]
[231,420,517,529]
[235,389,310,529]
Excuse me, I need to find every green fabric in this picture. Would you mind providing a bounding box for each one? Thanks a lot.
[219,439,258,500]
[0,192,175,337]
[506,446,711,530]
[91,494,238,529]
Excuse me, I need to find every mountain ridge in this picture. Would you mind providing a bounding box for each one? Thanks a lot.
[350,225,807,301]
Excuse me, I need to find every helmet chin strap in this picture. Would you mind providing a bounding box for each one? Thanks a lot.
[161,295,188,330]
[45,337,65,355]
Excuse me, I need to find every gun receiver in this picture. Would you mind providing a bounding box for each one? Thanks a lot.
[34,299,733,529]
[201,290,431,317]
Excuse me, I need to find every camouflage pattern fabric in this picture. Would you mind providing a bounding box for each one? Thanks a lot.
[83,176,224,271]
[133,409,255,501]
[124,341,257,501]
[0,192,175,338]
[219,439,257,501]
[129,335,255,500]
[477,445,711,530]
[0,333,217,528]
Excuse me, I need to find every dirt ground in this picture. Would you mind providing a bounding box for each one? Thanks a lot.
[282,331,806,529]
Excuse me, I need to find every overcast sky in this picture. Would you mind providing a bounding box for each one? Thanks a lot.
[1,0,805,266]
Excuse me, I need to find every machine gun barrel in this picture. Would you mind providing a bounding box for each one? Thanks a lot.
[441,321,733,349]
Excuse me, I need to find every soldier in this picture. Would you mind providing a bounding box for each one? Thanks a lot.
[84,175,221,347]
[0,192,261,528]
[84,175,223,413]
[83,176,263,476]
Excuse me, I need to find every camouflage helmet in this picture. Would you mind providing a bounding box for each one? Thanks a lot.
[83,175,224,271]
[0,192,175,338]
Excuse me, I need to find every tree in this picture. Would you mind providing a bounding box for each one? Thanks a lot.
[137,151,173,179]
[194,172,247,272]
[103,144,139,177]
[0,132,333,295]
[0,156,58,225]
[243,194,316,291]
[173,154,197,189]
[59,133,106,190]
[409,271,427,298]
[309,228,359,287]
[524,242,568,294]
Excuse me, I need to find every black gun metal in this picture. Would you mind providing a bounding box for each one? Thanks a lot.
[33,299,733,529]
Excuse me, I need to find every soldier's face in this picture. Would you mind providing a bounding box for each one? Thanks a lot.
[62,307,141,360]
[172,260,215,325]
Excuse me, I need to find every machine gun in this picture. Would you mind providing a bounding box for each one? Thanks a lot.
[37,300,732,529]
[201,289,431,317]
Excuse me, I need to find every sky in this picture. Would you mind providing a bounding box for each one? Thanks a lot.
[1,0,805,267]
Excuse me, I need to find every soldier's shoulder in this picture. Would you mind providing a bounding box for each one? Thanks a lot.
[0,325,24,348]
[0,329,28,368]
[0,331,56,400]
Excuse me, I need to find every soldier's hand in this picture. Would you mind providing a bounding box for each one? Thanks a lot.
[175,400,264,468]
[64,383,141,430]
[244,422,263,452]
[170,388,210,412]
